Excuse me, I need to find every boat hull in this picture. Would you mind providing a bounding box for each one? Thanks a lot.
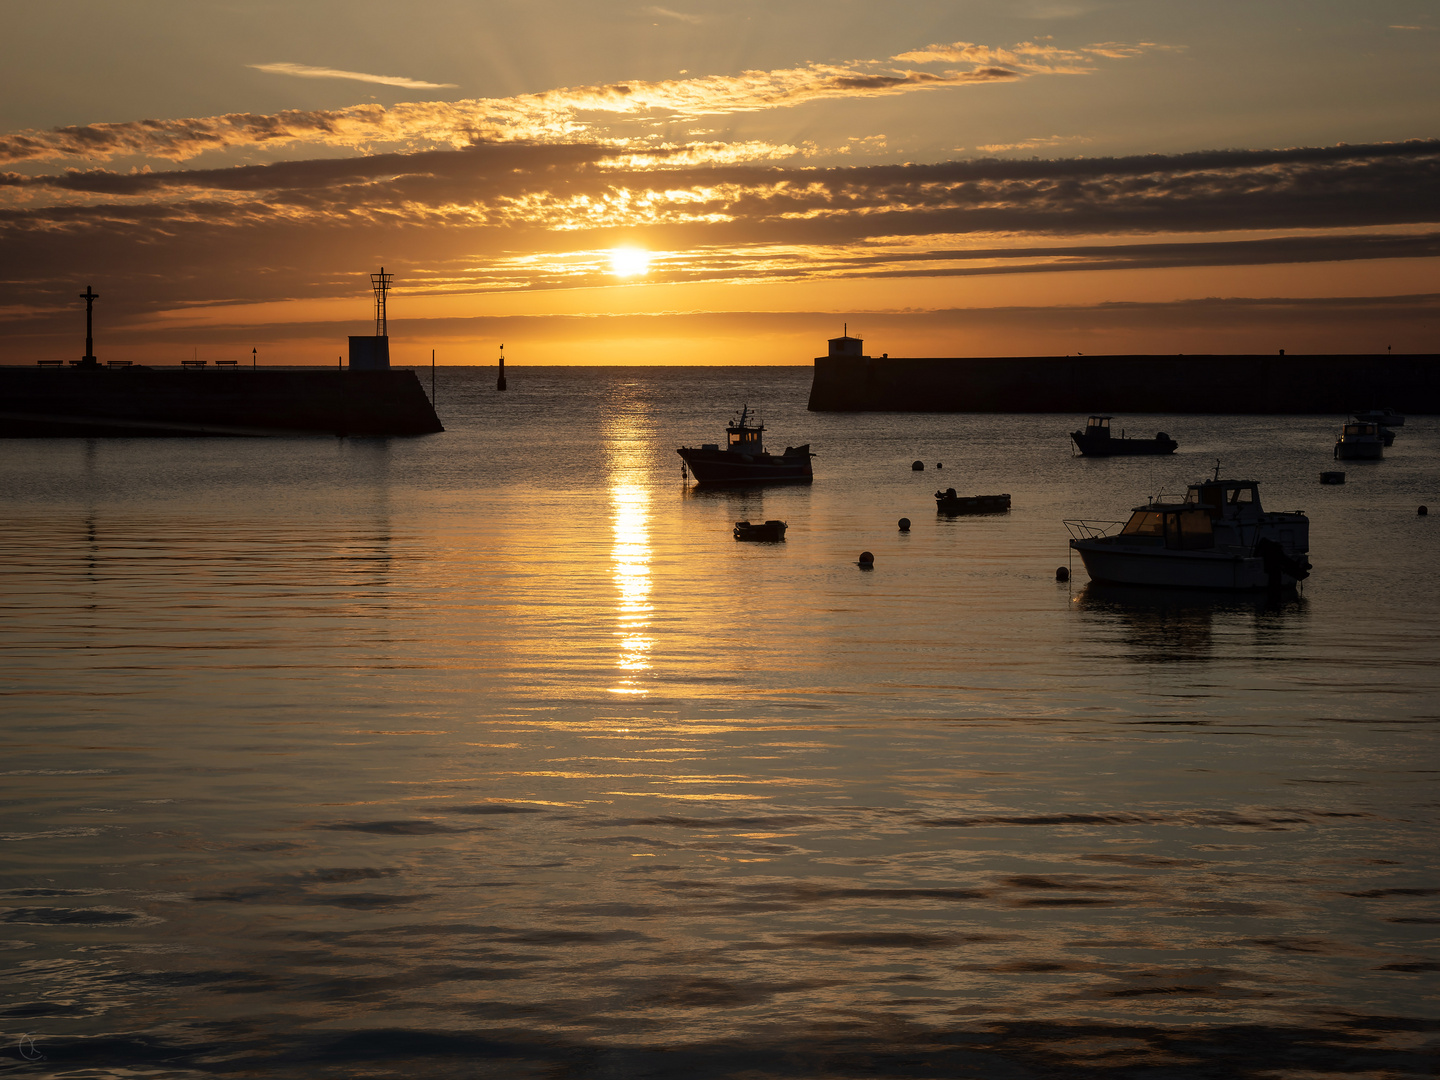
[1070,540,1300,591]
[677,446,813,485]
[1071,432,1177,456]
[936,493,1011,514]
[1334,441,1383,460]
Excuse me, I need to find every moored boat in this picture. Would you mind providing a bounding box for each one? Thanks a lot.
[1070,415,1177,456]
[935,489,1011,514]
[734,519,787,541]
[1065,476,1311,591]
[1353,407,1404,427]
[677,406,813,485]
[1335,420,1384,460]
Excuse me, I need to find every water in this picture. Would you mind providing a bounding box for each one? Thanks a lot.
[2,367,1437,1078]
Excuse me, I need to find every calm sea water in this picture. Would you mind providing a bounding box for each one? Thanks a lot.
[2,366,1437,1078]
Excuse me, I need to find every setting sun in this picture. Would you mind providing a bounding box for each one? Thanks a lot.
[608,246,651,278]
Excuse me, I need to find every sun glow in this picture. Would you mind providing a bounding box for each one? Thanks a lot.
[609,247,652,277]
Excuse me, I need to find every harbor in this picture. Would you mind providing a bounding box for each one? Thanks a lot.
[3,364,1435,1077]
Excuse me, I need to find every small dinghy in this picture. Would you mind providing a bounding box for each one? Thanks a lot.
[935,489,1011,514]
[734,519,787,541]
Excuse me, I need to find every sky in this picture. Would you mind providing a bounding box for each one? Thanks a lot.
[1,0,1437,365]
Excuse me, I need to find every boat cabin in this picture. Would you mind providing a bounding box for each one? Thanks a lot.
[1340,421,1380,439]
[1184,479,1264,519]
[1083,415,1113,438]
[1120,504,1216,550]
[725,406,766,453]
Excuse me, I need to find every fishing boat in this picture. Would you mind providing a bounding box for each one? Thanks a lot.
[935,489,1011,514]
[677,406,813,485]
[1070,415,1177,456]
[1064,474,1311,591]
[1334,420,1384,460]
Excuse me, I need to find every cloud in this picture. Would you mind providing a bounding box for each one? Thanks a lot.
[0,40,1157,167]
[248,62,459,90]
[973,134,1091,153]
[891,39,1177,73]
[644,6,705,24]
[4,140,1437,249]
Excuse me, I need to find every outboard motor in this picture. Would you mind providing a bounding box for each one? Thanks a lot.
[1255,538,1312,591]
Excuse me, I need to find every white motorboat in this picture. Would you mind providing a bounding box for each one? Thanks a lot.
[1335,420,1384,460]
[1352,407,1404,427]
[1065,476,1311,591]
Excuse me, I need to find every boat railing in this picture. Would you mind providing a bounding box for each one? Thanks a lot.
[1064,519,1123,540]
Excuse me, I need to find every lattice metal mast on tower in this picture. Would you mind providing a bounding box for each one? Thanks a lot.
[370,268,393,337]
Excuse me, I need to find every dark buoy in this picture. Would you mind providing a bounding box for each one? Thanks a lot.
[898,518,911,532]
[936,462,942,469]
[1421,506,1429,516]
[1056,566,1070,582]
[496,344,507,391]
[911,460,924,471]
[858,551,874,566]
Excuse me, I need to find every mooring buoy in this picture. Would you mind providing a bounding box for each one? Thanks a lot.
[1056,566,1070,582]
[898,518,911,532]
[911,460,924,471]
[858,551,874,566]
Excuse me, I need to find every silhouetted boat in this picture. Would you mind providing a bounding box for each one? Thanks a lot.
[1065,476,1311,590]
[677,406,813,484]
[935,489,1011,514]
[1335,420,1384,460]
[1070,415,1177,456]
[734,519,787,541]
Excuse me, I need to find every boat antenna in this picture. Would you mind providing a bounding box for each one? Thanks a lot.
[1214,458,1221,481]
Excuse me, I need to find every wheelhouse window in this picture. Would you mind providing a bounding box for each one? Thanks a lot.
[1121,511,1165,537]
[1169,509,1215,550]
[1228,487,1254,504]
[728,430,760,447]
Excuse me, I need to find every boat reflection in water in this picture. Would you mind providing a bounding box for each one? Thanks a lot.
[1073,581,1308,666]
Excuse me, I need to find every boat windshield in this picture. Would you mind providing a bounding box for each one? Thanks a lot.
[728,429,762,447]
[1121,511,1165,536]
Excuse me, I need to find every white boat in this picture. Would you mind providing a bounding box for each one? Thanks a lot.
[1335,420,1384,460]
[1353,407,1404,427]
[1065,477,1311,591]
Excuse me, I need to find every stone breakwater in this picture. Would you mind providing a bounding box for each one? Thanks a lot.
[807,353,1440,412]
[0,367,444,436]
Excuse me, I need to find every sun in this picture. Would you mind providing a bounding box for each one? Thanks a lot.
[608,247,651,278]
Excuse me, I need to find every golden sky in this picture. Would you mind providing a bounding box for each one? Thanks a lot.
[1,1,1436,364]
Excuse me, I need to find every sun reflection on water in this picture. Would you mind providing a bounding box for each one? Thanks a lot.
[609,480,652,694]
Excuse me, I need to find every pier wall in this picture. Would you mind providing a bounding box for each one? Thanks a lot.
[807,354,1440,413]
[0,367,443,436]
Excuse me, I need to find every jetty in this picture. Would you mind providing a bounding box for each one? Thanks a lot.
[0,366,443,437]
[2,274,443,437]
[808,335,1440,413]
